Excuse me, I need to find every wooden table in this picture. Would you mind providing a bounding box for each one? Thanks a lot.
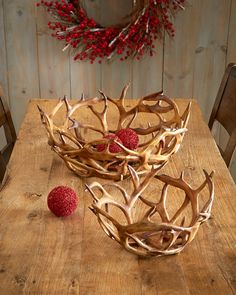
[0,99,235,295]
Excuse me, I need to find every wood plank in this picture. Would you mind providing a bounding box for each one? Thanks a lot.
[100,1,133,98]
[0,101,84,294]
[0,0,9,150]
[132,39,163,98]
[192,0,231,120]
[227,0,236,64]
[101,60,133,99]
[70,61,101,99]
[36,4,71,98]
[0,0,9,105]
[70,0,102,99]
[163,0,198,98]
[3,0,40,131]
[0,98,235,294]
[84,0,134,28]
[226,0,236,181]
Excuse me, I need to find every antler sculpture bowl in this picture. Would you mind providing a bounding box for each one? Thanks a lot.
[86,167,214,257]
[38,85,191,180]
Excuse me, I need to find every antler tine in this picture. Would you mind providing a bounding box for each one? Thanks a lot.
[88,91,108,133]
[128,165,140,190]
[128,165,159,207]
[181,101,191,128]
[37,104,44,120]
[68,117,84,141]
[38,85,192,180]
[194,170,214,194]
[37,104,51,127]
[87,164,214,257]
[126,108,138,129]
[81,93,85,101]
[62,95,72,113]
[68,96,100,117]
[85,184,100,202]
[120,83,130,103]
[198,170,215,215]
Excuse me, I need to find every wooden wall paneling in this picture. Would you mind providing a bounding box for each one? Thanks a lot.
[100,0,133,98]
[101,60,133,99]
[70,62,101,99]
[70,0,102,99]
[0,0,9,105]
[36,4,71,98]
[132,40,163,98]
[226,0,236,181]
[192,0,231,121]
[3,0,40,132]
[227,0,236,64]
[163,0,198,98]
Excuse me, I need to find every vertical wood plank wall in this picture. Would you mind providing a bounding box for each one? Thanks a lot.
[0,0,235,179]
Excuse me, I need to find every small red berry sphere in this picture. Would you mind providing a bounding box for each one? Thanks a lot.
[116,128,139,150]
[96,133,122,153]
[47,186,78,217]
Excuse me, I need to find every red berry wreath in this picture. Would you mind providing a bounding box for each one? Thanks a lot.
[37,0,186,63]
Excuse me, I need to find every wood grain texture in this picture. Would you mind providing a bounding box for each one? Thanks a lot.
[163,0,198,98]
[70,0,102,99]
[101,60,133,98]
[132,39,163,98]
[227,0,236,64]
[70,61,101,99]
[100,1,133,98]
[1,1,236,182]
[0,0,9,105]
[36,3,71,98]
[226,0,236,181]
[192,0,231,120]
[0,99,235,295]
[3,0,40,131]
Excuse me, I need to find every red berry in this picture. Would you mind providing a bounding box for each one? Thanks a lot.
[116,128,139,150]
[96,134,122,153]
[47,186,78,217]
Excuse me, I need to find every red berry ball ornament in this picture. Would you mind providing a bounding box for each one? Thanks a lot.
[96,133,122,153]
[47,186,78,217]
[116,128,139,150]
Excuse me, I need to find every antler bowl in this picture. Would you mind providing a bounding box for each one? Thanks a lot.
[38,85,191,180]
[86,167,214,257]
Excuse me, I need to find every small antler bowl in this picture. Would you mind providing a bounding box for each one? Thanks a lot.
[38,84,191,180]
[86,167,214,257]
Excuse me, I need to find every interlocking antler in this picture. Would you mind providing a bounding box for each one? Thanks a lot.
[87,167,214,257]
[38,85,191,180]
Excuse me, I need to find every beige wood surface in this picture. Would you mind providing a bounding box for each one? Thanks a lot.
[0,98,235,295]
[0,0,9,105]
[36,3,71,98]
[192,0,231,120]
[132,38,163,98]
[100,1,133,99]
[225,0,236,180]
[163,0,197,98]
[3,0,40,130]
[227,0,236,65]
[70,0,102,99]
[0,0,234,127]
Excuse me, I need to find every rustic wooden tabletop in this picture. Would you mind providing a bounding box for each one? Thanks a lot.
[0,99,235,295]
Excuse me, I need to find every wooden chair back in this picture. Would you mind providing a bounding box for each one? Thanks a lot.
[208,63,236,166]
[0,86,16,182]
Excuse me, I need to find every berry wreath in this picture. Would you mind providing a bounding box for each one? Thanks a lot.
[37,0,186,63]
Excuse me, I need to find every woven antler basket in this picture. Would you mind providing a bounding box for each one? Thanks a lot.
[38,85,191,180]
[86,166,214,257]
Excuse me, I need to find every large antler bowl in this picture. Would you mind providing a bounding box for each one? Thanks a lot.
[86,167,214,257]
[38,85,190,180]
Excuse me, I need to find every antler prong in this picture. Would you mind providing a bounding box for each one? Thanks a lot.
[86,167,214,257]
